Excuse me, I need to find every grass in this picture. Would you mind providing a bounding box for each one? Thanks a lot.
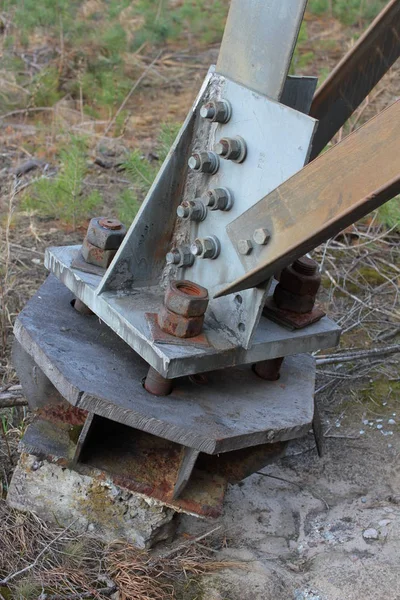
[377,197,400,232]
[308,0,388,25]
[21,136,102,229]
[116,121,180,223]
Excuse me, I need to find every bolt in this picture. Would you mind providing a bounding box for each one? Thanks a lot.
[293,256,318,276]
[253,228,271,245]
[200,100,232,123]
[190,235,221,260]
[188,151,219,174]
[98,217,123,230]
[204,188,233,211]
[177,199,207,222]
[144,367,173,396]
[215,136,247,163]
[166,245,194,268]
[237,239,253,255]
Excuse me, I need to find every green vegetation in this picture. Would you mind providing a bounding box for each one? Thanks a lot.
[377,197,400,231]
[308,0,387,25]
[22,136,102,228]
[1,0,230,115]
[116,121,180,223]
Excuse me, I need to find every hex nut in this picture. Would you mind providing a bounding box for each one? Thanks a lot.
[188,152,219,174]
[166,246,194,268]
[273,286,317,314]
[215,136,247,163]
[86,217,127,250]
[204,188,233,211]
[253,228,270,245]
[81,237,116,269]
[278,262,321,297]
[237,239,253,256]
[200,100,232,123]
[165,280,209,317]
[190,236,221,259]
[158,304,204,338]
[177,199,207,222]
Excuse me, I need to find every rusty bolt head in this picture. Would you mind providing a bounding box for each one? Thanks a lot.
[204,187,233,211]
[177,199,207,222]
[190,235,220,259]
[293,256,318,276]
[237,239,253,256]
[158,304,204,338]
[215,136,247,163]
[81,237,116,269]
[253,228,271,246]
[86,217,127,250]
[98,217,122,230]
[165,279,209,318]
[188,152,219,174]
[200,100,232,123]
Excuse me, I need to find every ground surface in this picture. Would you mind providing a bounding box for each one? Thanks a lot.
[1,2,400,599]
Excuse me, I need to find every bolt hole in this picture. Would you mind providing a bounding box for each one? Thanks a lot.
[234,294,243,306]
[238,322,245,332]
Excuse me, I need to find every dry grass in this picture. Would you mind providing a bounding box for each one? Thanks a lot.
[0,502,236,599]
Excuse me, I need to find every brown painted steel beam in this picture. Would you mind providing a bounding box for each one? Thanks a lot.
[309,0,400,159]
[216,99,400,297]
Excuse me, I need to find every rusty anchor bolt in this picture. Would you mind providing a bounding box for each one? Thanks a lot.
[204,188,233,211]
[144,367,173,396]
[273,256,321,314]
[191,235,221,260]
[200,99,232,124]
[253,357,284,381]
[82,216,126,269]
[87,217,127,250]
[158,280,209,338]
[166,245,195,268]
[188,151,219,174]
[237,239,253,256]
[177,199,207,222]
[215,136,247,163]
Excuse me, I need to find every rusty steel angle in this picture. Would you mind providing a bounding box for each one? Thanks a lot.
[310,0,400,158]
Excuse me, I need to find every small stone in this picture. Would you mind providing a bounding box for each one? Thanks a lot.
[383,402,387,406]
[336,422,341,428]
[388,419,396,425]
[393,413,397,416]
[377,419,383,423]
[379,519,391,527]
[388,444,393,449]
[363,419,369,425]
[363,528,379,540]
[377,424,383,430]
[361,497,367,504]
[359,430,365,435]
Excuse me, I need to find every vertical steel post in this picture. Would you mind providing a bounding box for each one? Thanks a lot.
[216,0,308,99]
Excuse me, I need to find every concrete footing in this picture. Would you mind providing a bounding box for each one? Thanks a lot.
[7,453,177,549]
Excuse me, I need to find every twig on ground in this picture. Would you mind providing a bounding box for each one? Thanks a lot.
[316,344,400,365]
[0,519,78,586]
[104,51,162,136]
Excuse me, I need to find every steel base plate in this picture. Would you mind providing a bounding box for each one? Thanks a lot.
[14,276,318,455]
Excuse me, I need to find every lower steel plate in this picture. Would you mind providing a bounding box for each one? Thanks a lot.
[14,276,317,455]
